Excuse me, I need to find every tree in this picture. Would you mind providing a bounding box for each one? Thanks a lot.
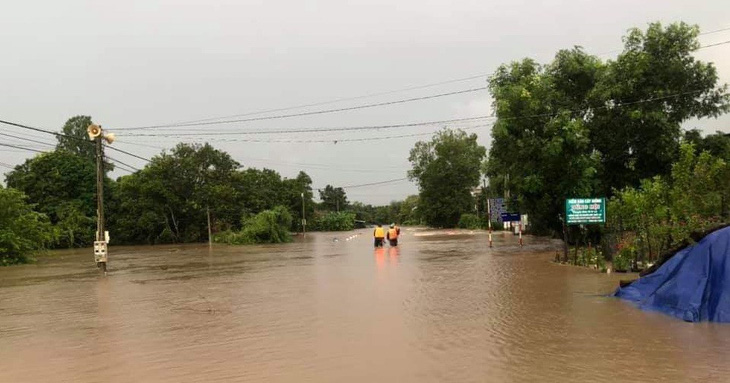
[112,143,241,243]
[397,195,420,224]
[5,150,97,246]
[684,129,730,161]
[486,50,601,233]
[409,129,486,227]
[589,22,729,194]
[319,185,348,212]
[0,187,55,265]
[281,171,314,231]
[56,115,96,163]
[486,22,729,234]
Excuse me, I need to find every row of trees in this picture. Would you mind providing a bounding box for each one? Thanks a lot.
[4,141,317,247]
[0,116,421,262]
[486,22,729,235]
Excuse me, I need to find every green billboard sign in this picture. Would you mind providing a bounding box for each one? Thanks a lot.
[565,198,606,225]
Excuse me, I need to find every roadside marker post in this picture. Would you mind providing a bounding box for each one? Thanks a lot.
[487,198,493,248]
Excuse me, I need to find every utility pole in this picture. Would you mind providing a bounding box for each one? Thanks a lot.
[207,205,212,248]
[484,178,492,248]
[88,124,115,274]
[301,192,306,237]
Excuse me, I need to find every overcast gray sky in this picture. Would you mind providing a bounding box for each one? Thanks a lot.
[1,0,728,204]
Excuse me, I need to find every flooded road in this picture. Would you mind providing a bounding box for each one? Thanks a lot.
[2,228,730,382]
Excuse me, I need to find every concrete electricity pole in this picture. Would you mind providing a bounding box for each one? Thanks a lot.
[87,124,115,274]
[301,192,306,237]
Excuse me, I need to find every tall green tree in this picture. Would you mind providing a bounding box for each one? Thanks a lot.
[589,22,729,194]
[112,143,240,243]
[56,115,96,163]
[281,171,314,231]
[409,129,486,227]
[318,184,348,212]
[5,150,97,246]
[486,49,601,233]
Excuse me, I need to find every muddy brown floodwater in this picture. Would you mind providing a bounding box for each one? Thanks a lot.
[2,229,730,382]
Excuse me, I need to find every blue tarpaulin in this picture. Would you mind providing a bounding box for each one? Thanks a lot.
[614,226,730,323]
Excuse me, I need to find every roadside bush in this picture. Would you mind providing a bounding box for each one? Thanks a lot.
[310,212,356,231]
[606,144,729,263]
[214,205,292,245]
[613,244,635,272]
[458,213,481,229]
[0,188,55,265]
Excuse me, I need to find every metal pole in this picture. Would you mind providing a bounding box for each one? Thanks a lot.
[519,220,523,247]
[207,205,212,248]
[561,215,569,263]
[487,198,492,248]
[301,192,306,237]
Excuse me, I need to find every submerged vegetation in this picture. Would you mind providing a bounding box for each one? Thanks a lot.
[214,206,293,245]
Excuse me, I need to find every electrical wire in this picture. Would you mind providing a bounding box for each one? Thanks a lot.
[186,124,485,144]
[124,116,491,137]
[0,142,46,153]
[123,85,726,140]
[122,88,724,145]
[0,132,56,147]
[238,157,405,174]
[701,26,730,35]
[0,161,16,170]
[0,118,152,163]
[316,177,410,190]
[116,87,489,130]
[698,40,730,49]
[103,143,151,162]
[161,74,489,127]
[106,155,140,172]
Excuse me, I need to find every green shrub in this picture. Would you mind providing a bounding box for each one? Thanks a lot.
[0,188,55,265]
[310,212,356,231]
[214,205,292,245]
[458,213,481,229]
[613,244,635,271]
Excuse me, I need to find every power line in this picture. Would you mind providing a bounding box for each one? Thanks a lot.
[124,88,722,145]
[103,143,151,162]
[191,124,485,144]
[0,142,46,154]
[125,116,491,137]
[239,157,405,174]
[321,177,410,190]
[106,155,140,172]
[701,26,730,35]
[159,74,489,127]
[114,139,168,150]
[0,161,16,170]
[116,86,489,130]
[597,27,730,56]
[0,118,152,163]
[698,40,730,49]
[0,132,56,147]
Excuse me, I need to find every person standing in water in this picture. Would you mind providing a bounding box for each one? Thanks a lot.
[386,223,399,247]
[373,224,385,248]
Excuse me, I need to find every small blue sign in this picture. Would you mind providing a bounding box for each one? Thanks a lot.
[489,198,506,223]
[501,213,521,222]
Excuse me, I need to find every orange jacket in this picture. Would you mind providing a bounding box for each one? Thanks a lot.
[387,228,398,240]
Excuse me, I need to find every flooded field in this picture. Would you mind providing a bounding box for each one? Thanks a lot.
[2,228,730,382]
